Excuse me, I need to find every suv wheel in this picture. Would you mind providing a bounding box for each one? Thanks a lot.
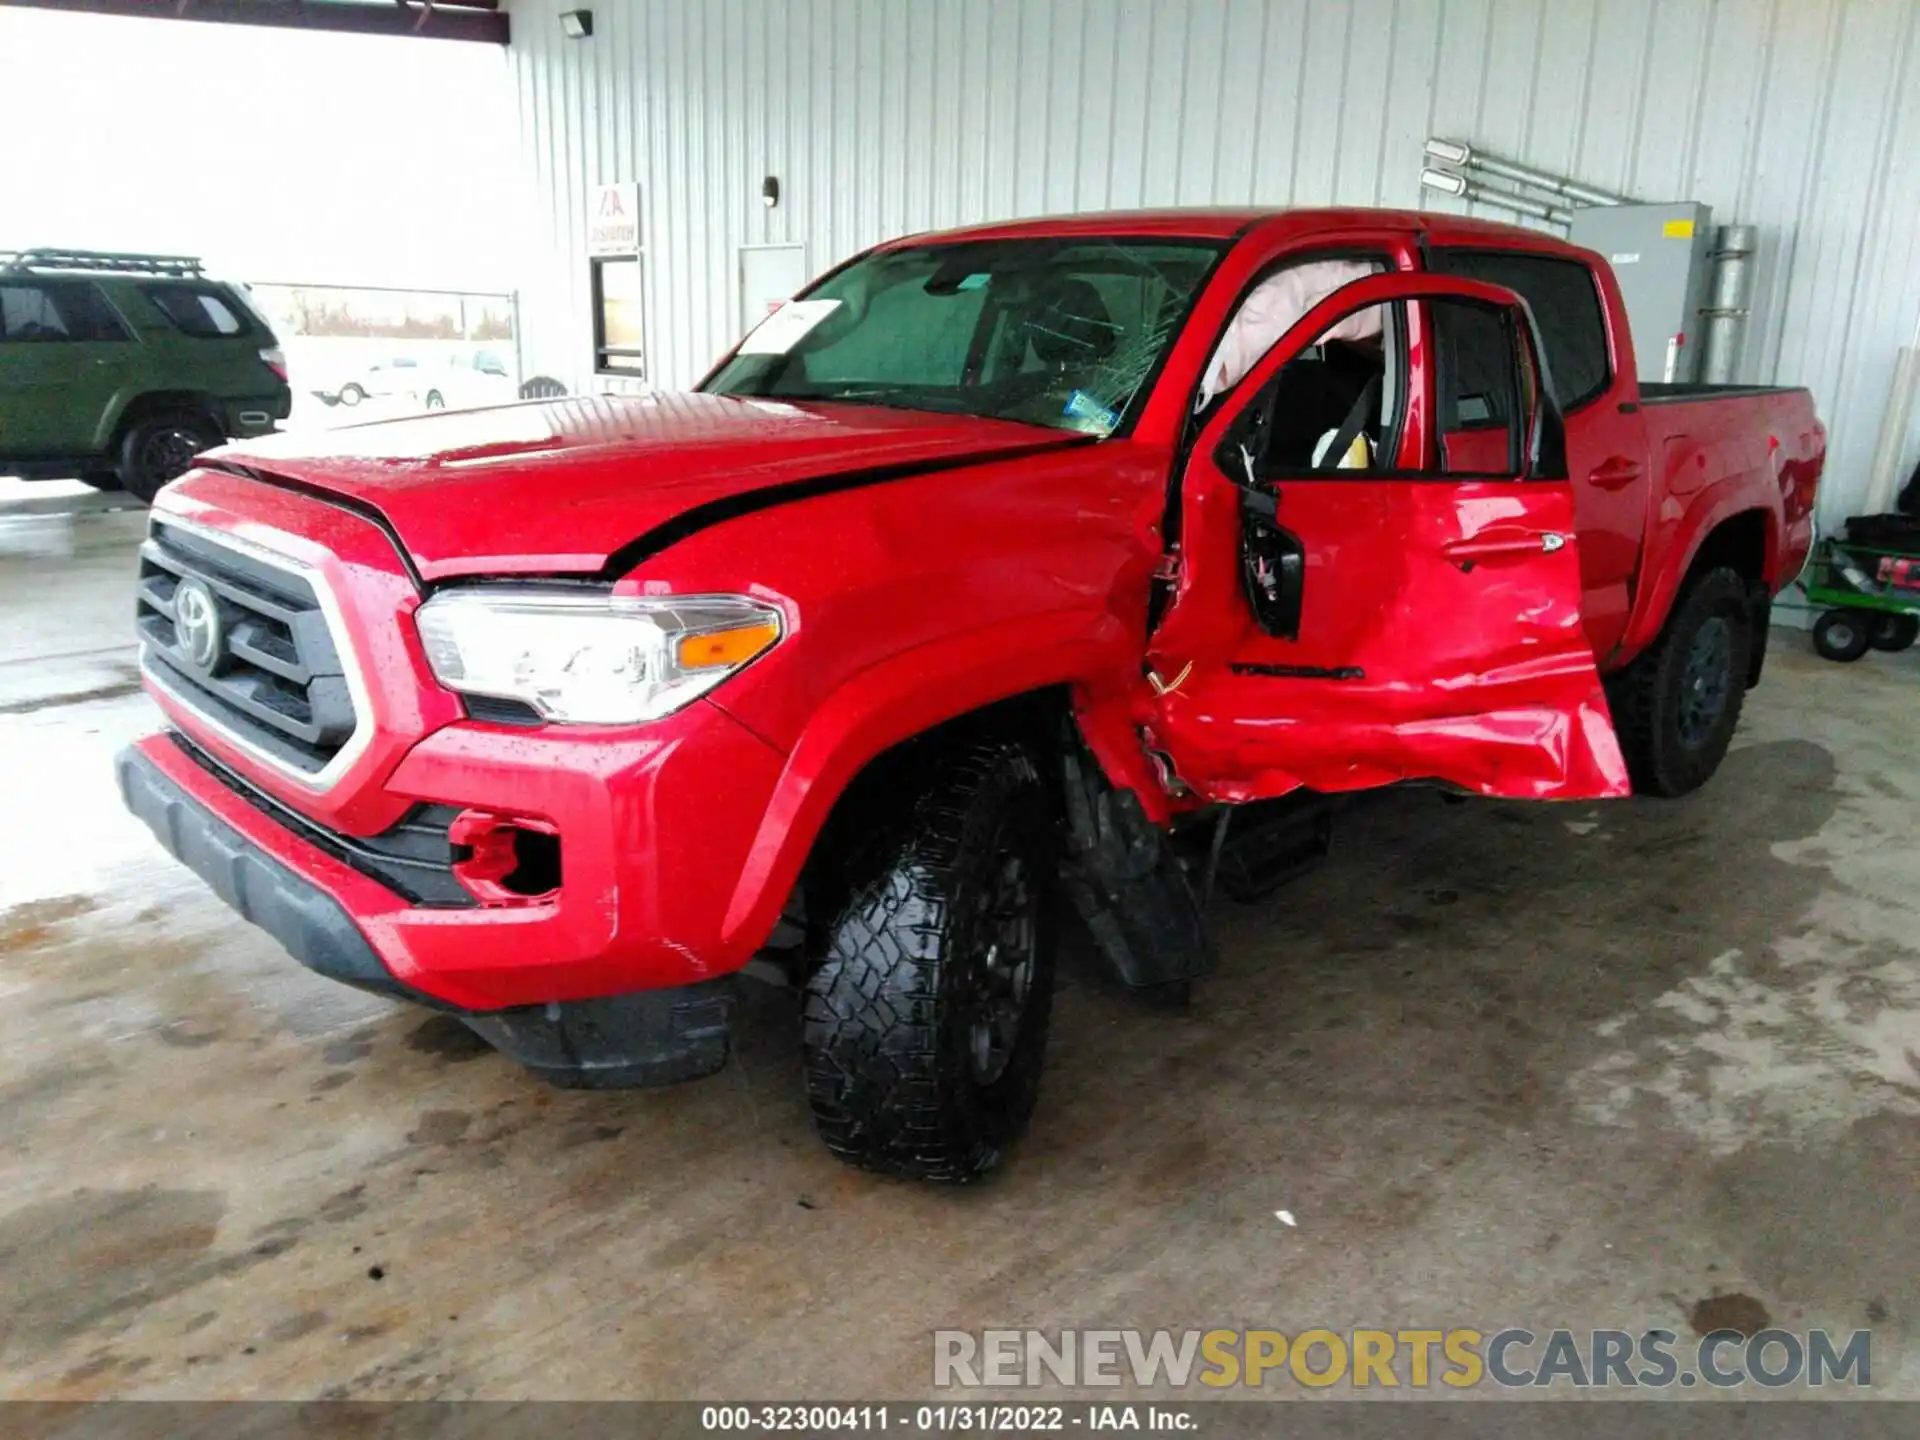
[802,739,1055,1182]
[117,411,222,504]
[1605,567,1753,797]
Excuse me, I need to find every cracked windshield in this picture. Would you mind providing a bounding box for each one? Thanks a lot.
[704,239,1223,436]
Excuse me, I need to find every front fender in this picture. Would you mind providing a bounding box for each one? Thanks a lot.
[713,607,1136,950]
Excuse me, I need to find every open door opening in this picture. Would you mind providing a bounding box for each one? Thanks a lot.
[1145,271,1628,805]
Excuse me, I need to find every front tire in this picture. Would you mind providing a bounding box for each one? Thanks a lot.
[1606,567,1753,797]
[802,739,1055,1182]
[116,411,222,504]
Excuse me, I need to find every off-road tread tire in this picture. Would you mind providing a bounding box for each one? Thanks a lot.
[802,739,1054,1183]
[1605,566,1752,798]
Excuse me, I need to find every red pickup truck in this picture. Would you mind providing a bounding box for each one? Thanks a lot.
[118,208,1823,1182]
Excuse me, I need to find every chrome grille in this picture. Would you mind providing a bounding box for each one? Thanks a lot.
[137,520,359,777]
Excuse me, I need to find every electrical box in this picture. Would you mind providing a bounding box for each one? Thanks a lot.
[1568,202,1714,384]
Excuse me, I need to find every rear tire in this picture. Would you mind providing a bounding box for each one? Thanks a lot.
[801,739,1055,1183]
[1868,612,1918,653]
[1605,567,1753,798]
[116,410,222,504]
[1812,609,1874,663]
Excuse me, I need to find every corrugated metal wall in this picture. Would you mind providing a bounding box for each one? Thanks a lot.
[508,0,1920,519]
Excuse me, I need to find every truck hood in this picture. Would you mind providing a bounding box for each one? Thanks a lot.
[207,393,1075,580]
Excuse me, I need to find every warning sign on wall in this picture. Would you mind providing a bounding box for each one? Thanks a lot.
[588,184,642,256]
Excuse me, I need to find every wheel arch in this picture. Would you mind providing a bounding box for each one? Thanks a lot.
[101,390,228,454]
[1619,498,1776,666]
[1685,507,1772,590]
[714,608,1148,955]
[795,686,1074,930]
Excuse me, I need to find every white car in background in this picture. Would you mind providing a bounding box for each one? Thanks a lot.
[325,356,420,407]
[424,350,516,410]
[322,351,515,411]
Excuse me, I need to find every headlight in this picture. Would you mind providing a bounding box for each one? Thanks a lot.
[415,588,783,724]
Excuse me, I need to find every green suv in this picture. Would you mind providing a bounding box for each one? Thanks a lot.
[0,249,291,502]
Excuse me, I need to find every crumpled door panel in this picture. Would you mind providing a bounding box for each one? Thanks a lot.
[1149,479,1629,804]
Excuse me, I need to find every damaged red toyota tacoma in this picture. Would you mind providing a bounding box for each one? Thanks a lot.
[118,208,1824,1181]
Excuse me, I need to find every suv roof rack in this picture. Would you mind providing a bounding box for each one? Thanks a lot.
[0,248,206,278]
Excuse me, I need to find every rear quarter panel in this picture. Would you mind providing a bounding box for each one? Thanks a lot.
[86,282,286,450]
[1616,388,1823,661]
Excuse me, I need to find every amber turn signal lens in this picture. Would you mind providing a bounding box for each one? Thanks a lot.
[675,619,780,671]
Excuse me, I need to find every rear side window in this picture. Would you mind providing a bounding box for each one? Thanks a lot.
[1429,250,1609,410]
[144,284,248,337]
[1433,301,1514,429]
[0,281,131,342]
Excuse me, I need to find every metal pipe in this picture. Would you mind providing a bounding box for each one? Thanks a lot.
[0,0,509,43]
[1700,224,1756,386]
[1420,168,1573,226]
[1426,138,1627,208]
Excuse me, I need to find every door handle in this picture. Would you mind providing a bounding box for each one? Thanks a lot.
[1586,457,1643,490]
[1442,532,1567,571]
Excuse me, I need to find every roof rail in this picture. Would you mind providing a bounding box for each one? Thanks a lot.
[0,248,206,277]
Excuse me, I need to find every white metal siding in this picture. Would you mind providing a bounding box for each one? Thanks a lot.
[508,0,1920,520]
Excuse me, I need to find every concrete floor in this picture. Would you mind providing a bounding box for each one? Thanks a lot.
[2,483,1916,1401]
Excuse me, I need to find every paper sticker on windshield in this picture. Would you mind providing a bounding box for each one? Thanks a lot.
[737,299,842,355]
[1062,389,1120,432]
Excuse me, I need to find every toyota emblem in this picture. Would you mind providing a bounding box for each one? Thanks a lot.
[173,578,224,670]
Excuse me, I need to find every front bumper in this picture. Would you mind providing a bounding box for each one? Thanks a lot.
[117,737,428,1006]
[118,735,754,1088]
[119,693,790,1015]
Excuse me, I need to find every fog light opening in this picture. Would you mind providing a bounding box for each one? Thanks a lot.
[503,827,562,896]
[448,810,562,905]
